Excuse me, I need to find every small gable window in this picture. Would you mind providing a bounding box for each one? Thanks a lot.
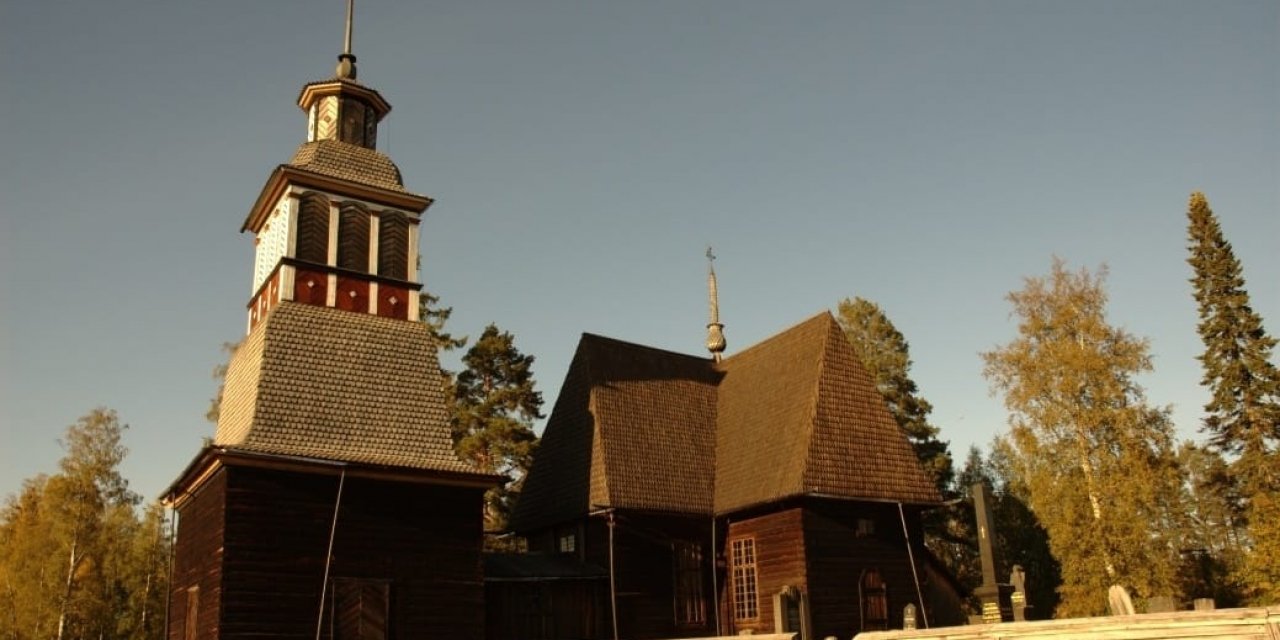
[557,531,576,554]
[731,537,759,621]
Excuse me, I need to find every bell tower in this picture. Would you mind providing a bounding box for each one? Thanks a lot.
[240,0,432,331]
[164,5,498,640]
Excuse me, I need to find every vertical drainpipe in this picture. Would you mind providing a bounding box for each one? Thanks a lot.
[897,502,929,629]
[710,516,720,636]
[162,504,177,640]
[315,468,347,640]
[607,510,619,640]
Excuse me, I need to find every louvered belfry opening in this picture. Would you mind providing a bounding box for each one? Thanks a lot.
[377,210,408,280]
[337,202,370,272]
[296,192,331,264]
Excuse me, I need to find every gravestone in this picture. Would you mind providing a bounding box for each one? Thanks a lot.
[1147,596,1176,613]
[903,603,917,630]
[1107,585,1135,616]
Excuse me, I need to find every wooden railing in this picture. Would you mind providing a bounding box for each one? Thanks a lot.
[854,606,1280,640]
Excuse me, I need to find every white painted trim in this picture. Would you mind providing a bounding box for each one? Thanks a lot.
[368,282,379,314]
[280,264,295,302]
[326,273,337,307]
[327,201,339,266]
[368,214,380,274]
[284,191,299,260]
[408,290,420,322]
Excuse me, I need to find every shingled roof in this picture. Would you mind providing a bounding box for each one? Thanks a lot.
[287,139,406,193]
[512,312,941,531]
[512,336,720,530]
[214,301,480,474]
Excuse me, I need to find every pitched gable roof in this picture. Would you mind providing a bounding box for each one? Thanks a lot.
[713,313,830,512]
[214,302,481,475]
[804,315,941,505]
[513,311,941,530]
[512,335,719,531]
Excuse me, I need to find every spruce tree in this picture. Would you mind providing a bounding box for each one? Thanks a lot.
[1186,191,1280,496]
[836,297,954,493]
[1186,191,1280,603]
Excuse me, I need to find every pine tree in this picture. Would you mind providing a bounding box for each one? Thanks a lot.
[453,324,543,532]
[836,296,954,493]
[1186,192,1280,604]
[420,290,468,354]
[982,260,1186,617]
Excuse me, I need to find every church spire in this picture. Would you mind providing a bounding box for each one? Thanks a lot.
[705,247,727,362]
[336,0,357,80]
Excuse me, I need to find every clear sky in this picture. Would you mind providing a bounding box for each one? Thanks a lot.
[2,1,1277,503]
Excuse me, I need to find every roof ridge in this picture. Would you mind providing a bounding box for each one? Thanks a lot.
[717,310,834,366]
[579,332,712,363]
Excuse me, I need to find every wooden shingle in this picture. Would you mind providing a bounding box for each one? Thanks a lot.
[513,311,942,531]
[214,301,478,473]
[287,139,406,193]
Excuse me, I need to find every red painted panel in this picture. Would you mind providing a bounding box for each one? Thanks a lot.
[377,284,409,320]
[294,269,328,308]
[336,277,369,313]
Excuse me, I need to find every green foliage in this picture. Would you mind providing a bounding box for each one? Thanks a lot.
[1185,192,1280,604]
[1173,442,1246,606]
[205,341,240,425]
[836,296,954,493]
[929,445,1061,619]
[1236,489,1280,604]
[420,290,468,354]
[982,259,1186,617]
[453,324,543,532]
[1186,192,1280,499]
[0,409,169,640]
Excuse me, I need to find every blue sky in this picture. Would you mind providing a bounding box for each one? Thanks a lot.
[2,1,1277,502]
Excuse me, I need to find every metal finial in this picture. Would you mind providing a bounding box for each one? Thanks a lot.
[705,246,726,361]
[336,0,358,79]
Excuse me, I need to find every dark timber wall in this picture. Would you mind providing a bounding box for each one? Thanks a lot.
[802,500,925,639]
[169,463,488,640]
[725,508,808,636]
[169,468,227,640]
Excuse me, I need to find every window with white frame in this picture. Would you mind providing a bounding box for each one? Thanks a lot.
[731,537,759,621]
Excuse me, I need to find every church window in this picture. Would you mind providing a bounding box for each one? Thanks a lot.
[296,192,330,264]
[330,578,390,640]
[730,537,758,621]
[376,211,408,280]
[338,203,371,272]
[557,531,576,553]
[673,541,705,625]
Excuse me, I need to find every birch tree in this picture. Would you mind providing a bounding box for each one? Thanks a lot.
[982,259,1185,616]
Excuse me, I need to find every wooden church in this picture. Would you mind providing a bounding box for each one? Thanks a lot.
[501,262,967,640]
[162,8,499,640]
